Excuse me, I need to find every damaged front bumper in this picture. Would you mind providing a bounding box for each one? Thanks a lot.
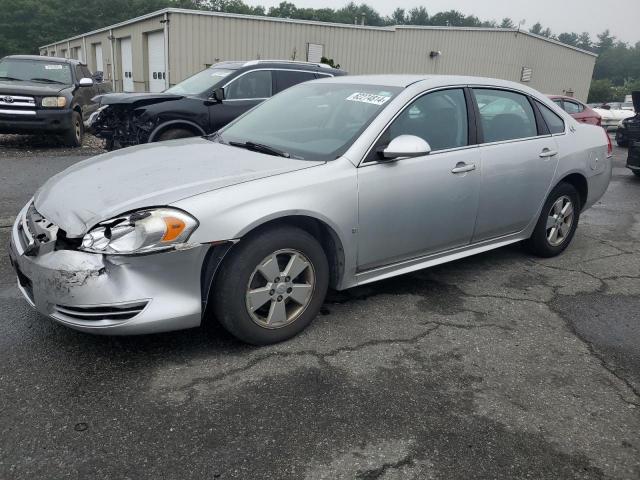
[8,202,210,335]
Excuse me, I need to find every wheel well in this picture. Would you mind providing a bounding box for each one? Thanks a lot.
[151,122,203,141]
[559,173,588,210]
[242,216,345,289]
[73,105,82,114]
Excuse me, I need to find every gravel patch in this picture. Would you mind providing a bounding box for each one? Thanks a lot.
[0,133,106,158]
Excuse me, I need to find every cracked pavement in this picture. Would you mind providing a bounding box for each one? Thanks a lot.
[0,144,639,479]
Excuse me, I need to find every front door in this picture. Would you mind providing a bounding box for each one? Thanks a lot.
[471,88,558,242]
[357,88,481,270]
[209,69,273,132]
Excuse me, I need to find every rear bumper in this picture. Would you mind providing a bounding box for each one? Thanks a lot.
[8,203,210,335]
[0,108,73,134]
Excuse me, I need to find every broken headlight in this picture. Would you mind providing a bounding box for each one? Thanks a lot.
[80,208,198,255]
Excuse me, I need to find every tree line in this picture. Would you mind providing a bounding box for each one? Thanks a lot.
[1,0,637,102]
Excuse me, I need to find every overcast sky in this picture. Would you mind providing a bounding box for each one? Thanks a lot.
[246,0,640,45]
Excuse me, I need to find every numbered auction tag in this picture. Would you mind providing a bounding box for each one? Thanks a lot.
[346,92,391,106]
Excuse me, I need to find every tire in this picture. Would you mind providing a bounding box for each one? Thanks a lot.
[212,226,329,345]
[616,137,628,148]
[633,171,640,178]
[63,111,83,147]
[157,128,195,142]
[526,182,581,258]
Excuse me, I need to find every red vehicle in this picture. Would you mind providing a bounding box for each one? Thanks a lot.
[548,95,601,125]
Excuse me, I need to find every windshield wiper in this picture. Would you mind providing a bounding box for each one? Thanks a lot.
[229,141,291,158]
[29,78,66,84]
[0,76,22,81]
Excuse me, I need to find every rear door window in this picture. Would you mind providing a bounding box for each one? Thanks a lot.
[563,100,584,114]
[225,70,273,100]
[274,70,317,93]
[474,89,538,143]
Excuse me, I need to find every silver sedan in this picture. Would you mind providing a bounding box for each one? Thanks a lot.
[8,75,612,344]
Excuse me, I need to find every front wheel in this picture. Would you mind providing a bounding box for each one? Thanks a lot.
[212,226,329,345]
[63,111,83,147]
[526,182,580,257]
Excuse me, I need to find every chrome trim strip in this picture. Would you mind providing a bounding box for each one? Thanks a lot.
[0,109,37,115]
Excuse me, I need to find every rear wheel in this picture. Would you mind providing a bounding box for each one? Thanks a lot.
[212,226,329,345]
[63,111,83,147]
[526,182,580,257]
[157,128,195,141]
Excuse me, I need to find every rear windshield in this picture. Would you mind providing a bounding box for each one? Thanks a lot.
[0,59,72,85]
[165,68,234,96]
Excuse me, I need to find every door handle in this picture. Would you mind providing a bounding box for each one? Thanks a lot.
[451,162,476,174]
[539,148,558,158]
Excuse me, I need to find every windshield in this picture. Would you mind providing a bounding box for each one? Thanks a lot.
[0,59,72,84]
[165,67,234,95]
[218,83,402,161]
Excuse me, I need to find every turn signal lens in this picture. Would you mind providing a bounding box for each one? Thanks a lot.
[162,216,186,242]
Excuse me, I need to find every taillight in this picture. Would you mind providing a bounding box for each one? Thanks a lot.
[604,127,612,157]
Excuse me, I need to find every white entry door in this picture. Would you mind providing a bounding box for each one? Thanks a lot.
[147,31,166,93]
[120,37,134,92]
[94,44,103,74]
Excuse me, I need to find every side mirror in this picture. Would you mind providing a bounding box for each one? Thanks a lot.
[210,87,225,103]
[381,135,431,161]
[79,77,94,87]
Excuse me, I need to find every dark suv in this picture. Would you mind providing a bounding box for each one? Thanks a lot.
[89,60,346,150]
[0,55,109,146]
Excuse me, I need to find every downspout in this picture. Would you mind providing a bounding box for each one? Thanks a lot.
[109,29,116,91]
[67,40,70,58]
[82,36,87,63]
[163,12,170,89]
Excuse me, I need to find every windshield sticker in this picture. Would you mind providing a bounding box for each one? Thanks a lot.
[346,92,391,106]
[210,71,230,77]
[44,65,63,70]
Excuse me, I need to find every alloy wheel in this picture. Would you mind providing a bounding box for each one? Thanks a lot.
[245,249,316,329]
[546,195,574,247]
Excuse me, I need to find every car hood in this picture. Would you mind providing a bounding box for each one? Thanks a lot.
[95,92,184,106]
[34,137,324,237]
[0,80,68,96]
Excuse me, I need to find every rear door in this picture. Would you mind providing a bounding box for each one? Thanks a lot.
[471,88,558,242]
[208,69,273,132]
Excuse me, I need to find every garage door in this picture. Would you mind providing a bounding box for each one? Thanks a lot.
[120,37,134,92]
[147,31,165,93]
[94,44,103,74]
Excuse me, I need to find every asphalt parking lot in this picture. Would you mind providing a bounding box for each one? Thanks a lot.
[1,138,639,479]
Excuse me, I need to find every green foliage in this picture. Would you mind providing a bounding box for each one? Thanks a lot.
[1,0,638,102]
[320,56,340,69]
[587,79,614,103]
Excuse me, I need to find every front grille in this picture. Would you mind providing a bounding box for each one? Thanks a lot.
[53,301,149,322]
[0,95,36,115]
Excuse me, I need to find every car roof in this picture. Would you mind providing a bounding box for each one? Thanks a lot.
[3,54,83,66]
[212,59,345,74]
[314,74,547,93]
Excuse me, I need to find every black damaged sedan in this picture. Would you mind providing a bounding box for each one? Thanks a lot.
[90,60,345,150]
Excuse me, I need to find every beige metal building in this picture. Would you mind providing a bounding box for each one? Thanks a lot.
[39,8,597,100]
